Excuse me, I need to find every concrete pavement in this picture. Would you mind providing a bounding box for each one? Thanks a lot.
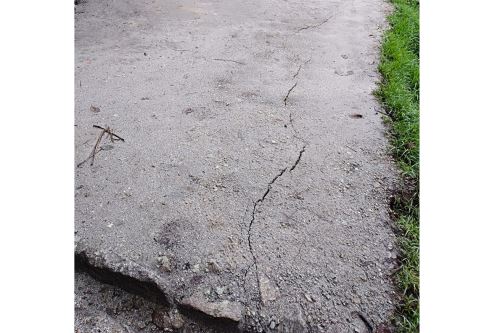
[75,0,397,332]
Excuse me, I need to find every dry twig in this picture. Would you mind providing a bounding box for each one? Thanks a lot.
[77,125,124,168]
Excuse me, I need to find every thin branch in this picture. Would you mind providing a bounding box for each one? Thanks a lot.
[375,108,394,119]
[93,125,125,142]
[77,125,125,167]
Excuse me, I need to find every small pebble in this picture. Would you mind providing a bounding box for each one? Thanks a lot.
[157,256,172,272]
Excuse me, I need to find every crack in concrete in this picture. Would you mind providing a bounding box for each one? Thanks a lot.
[296,15,334,33]
[290,146,306,172]
[244,166,287,330]
[292,58,312,79]
[241,57,309,324]
[284,83,306,144]
[247,167,288,285]
[292,64,303,79]
[283,81,298,106]
[285,57,311,143]
[245,146,309,308]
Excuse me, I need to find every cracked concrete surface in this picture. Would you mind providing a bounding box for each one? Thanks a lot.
[247,165,289,309]
[75,0,397,332]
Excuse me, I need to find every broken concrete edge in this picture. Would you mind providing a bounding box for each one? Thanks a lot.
[179,296,242,332]
[75,247,170,306]
[75,244,243,332]
[180,295,243,322]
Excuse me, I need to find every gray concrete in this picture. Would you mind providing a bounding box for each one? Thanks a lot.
[75,0,397,332]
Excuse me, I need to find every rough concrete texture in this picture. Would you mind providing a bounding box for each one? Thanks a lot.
[75,0,398,332]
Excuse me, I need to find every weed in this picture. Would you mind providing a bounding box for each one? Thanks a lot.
[376,0,420,331]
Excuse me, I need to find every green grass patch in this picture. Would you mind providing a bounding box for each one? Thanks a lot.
[376,0,419,332]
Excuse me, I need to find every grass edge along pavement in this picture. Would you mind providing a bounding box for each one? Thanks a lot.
[376,0,419,332]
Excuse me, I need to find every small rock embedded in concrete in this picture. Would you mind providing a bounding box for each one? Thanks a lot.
[90,105,100,113]
[269,315,277,330]
[206,259,221,273]
[169,310,185,329]
[259,275,279,305]
[157,256,172,272]
[215,286,225,296]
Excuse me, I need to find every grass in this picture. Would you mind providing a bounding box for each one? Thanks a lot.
[376,0,419,332]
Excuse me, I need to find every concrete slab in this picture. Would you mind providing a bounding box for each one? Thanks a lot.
[75,0,398,332]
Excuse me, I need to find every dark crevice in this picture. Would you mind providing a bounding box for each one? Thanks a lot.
[244,166,288,330]
[76,252,242,332]
[356,312,374,333]
[75,251,169,306]
[247,167,288,302]
[285,58,312,144]
[244,61,309,305]
[292,64,303,79]
[287,103,306,145]
[245,145,309,310]
[283,82,298,106]
[177,304,241,332]
[284,69,307,144]
[290,146,306,172]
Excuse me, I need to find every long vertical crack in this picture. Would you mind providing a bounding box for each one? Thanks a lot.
[243,55,309,322]
[284,57,311,144]
[283,81,303,143]
[246,146,307,305]
[247,167,288,304]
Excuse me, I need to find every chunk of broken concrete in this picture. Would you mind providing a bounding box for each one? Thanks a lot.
[180,294,243,323]
[259,275,279,305]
